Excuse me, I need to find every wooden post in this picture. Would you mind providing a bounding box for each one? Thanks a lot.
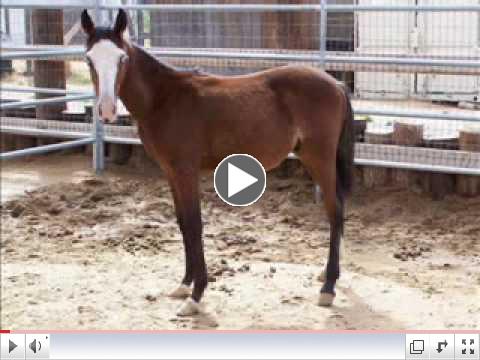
[261,0,281,50]
[84,105,94,156]
[262,0,317,51]
[109,114,133,165]
[421,133,458,200]
[1,104,23,152]
[279,0,317,51]
[32,9,66,146]
[151,0,203,48]
[354,117,369,142]
[457,129,480,197]
[392,122,424,189]
[62,109,86,123]
[0,133,17,152]
[129,145,161,174]
[363,129,393,188]
[61,108,87,154]
[13,107,37,150]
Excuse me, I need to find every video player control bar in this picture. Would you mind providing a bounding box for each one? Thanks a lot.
[1,332,479,359]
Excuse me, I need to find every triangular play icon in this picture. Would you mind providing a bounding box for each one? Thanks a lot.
[9,340,18,353]
[227,162,258,198]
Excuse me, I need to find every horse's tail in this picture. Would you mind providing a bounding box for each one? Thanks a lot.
[336,84,355,197]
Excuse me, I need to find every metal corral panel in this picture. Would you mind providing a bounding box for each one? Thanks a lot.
[354,0,415,99]
[416,0,480,102]
[1,9,26,45]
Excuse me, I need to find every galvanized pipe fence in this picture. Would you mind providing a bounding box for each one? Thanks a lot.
[1,2,480,177]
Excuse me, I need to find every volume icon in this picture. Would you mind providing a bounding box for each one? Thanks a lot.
[29,338,41,354]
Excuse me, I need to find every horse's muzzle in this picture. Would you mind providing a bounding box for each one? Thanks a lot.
[98,97,117,124]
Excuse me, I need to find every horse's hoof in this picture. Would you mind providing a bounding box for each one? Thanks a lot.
[169,284,191,299]
[177,298,203,316]
[318,292,335,307]
[318,268,327,282]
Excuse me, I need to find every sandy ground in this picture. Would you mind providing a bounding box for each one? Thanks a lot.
[1,154,479,330]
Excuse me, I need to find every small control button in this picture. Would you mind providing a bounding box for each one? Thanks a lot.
[1,334,26,359]
[25,334,49,359]
[406,334,429,359]
[456,334,479,360]
[429,334,454,359]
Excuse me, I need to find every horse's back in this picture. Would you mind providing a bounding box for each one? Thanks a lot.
[263,65,346,145]
[189,65,345,170]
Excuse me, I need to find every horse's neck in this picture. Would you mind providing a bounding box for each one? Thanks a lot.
[119,46,180,122]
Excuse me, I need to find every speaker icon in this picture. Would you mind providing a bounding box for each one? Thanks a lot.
[29,338,42,354]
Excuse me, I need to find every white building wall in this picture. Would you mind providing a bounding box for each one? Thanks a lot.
[354,0,416,99]
[354,0,480,102]
[416,0,480,101]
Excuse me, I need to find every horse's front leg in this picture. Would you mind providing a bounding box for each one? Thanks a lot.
[168,168,207,316]
[168,180,194,299]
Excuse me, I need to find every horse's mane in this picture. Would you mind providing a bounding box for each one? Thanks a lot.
[133,44,207,78]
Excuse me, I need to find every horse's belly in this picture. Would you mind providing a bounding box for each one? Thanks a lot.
[202,130,295,171]
[199,87,299,171]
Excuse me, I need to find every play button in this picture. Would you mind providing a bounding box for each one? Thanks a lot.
[1,334,25,359]
[214,154,266,206]
[9,340,17,353]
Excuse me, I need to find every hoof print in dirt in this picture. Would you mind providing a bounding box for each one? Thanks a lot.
[145,294,158,302]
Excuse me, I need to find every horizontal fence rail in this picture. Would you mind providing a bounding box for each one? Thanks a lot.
[1,86,90,96]
[0,137,95,161]
[2,117,480,176]
[3,2,480,12]
[0,48,84,60]
[0,95,95,110]
[2,49,480,77]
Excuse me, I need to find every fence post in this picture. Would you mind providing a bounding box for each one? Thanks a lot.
[93,0,105,174]
[319,0,327,66]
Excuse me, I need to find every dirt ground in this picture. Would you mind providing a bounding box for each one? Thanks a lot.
[1,153,479,330]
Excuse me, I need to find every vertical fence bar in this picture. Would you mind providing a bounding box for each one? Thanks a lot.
[314,0,328,203]
[319,0,327,66]
[92,0,105,174]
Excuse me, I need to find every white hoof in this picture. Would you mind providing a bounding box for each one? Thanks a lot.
[318,292,335,307]
[177,298,204,316]
[169,284,191,299]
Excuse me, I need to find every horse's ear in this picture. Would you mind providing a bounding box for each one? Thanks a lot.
[81,10,95,36]
[113,9,128,36]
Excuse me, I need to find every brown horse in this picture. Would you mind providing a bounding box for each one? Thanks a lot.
[81,9,354,316]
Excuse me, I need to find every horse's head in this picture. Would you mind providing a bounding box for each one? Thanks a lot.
[81,9,130,123]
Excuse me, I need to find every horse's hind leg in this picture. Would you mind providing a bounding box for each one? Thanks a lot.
[298,150,344,306]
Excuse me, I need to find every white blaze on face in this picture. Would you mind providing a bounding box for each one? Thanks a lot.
[86,39,126,122]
